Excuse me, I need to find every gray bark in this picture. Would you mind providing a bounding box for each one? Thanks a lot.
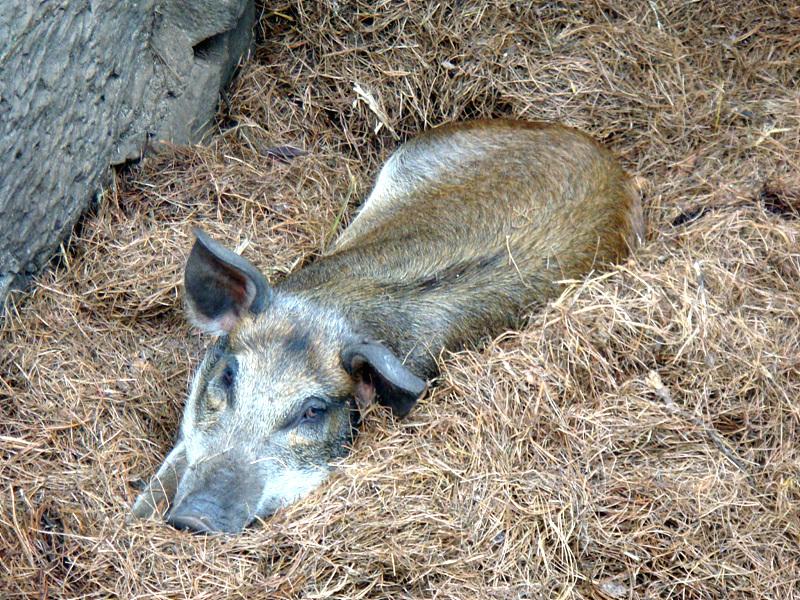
[0,0,255,305]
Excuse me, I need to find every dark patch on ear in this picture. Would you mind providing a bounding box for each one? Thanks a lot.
[342,341,427,418]
[184,229,272,333]
[186,257,246,321]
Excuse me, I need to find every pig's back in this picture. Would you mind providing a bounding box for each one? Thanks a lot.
[333,119,641,269]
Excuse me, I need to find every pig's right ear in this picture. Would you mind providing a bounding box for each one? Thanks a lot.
[342,341,427,418]
[184,229,272,335]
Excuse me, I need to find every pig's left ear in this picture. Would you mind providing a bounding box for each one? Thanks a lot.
[184,229,272,335]
[342,341,427,418]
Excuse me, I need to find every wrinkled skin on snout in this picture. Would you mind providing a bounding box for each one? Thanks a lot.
[131,231,426,534]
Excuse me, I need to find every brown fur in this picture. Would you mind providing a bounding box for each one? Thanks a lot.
[280,119,642,378]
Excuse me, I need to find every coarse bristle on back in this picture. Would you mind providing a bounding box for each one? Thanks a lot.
[2,1,799,598]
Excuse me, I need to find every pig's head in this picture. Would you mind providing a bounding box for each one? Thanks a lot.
[131,230,426,533]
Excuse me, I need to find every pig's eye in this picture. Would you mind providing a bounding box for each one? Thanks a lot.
[303,406,324,421]
[220,364,235,388]
[207,359,237,411]
[282,397,329,430]
[298,398,328,425]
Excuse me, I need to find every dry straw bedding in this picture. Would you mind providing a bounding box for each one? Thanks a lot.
[2,1,799,598]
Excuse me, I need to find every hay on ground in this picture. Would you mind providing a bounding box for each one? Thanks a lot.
[2,1,799,598]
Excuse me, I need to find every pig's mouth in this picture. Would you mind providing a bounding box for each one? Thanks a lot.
[166,492,257,534]
[166,512,219,534]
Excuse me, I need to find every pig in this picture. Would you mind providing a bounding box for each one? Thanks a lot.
[131,119,644,533]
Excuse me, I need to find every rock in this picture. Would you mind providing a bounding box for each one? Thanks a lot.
[0,0,256,307]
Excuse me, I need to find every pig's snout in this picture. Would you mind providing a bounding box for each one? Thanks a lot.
[167,493,239,534]
[166,458,264,534]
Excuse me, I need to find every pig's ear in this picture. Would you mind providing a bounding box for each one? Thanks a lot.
[130,441,188,521]
[341,341,427,418]
[184,229,272,334]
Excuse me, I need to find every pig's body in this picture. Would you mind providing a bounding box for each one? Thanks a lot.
[132,120,643,533]
[281,120,642,377]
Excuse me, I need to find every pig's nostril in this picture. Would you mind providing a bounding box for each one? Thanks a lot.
[166,511,215,534]
[164,487,253,533]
